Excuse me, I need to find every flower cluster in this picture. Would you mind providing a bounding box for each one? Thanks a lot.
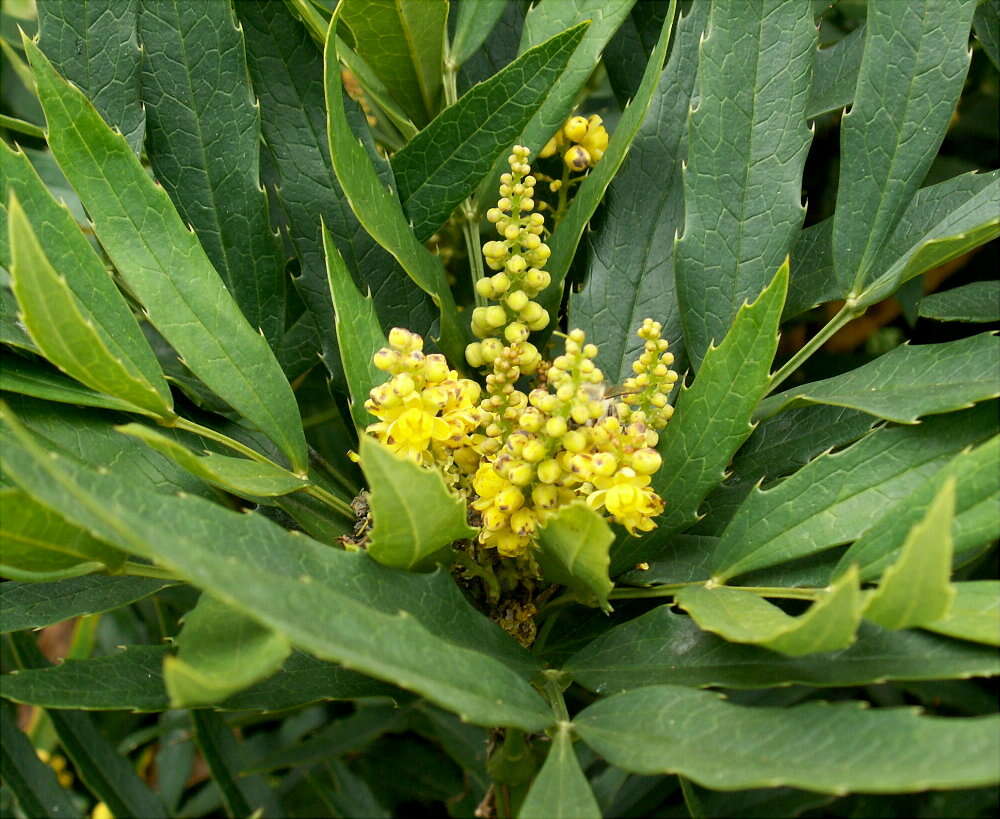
[539,113,609,174]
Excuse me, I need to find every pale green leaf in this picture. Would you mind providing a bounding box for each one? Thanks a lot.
[919,282,1000,323]
[922,581,1000,646]
[675,0,813,367]
[574,685,1000,792]
[536,502,614,611]
[564,605,1000,694]
[24,36,308,472]
[116,423,309,498]
[863,479,957,630]
[833,0,978,294]
[0,355,141,415]
[675,567,863,657]
[519,724,601,819]
[361,437,476,571]
[451,0,508,66]
[165,594,291,708]
[339,0,448,126]
[325,226,386,429]
[757,333,1000,424]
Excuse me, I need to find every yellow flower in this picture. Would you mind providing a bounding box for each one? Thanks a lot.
[587,468,663,535]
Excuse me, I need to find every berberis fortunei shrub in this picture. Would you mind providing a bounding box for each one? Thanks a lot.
[0,0,998,817]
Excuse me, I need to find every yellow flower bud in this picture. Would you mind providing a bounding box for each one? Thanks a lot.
[482,508,508,531]
[524,268,550,292]
[506,254,527,274]
[475,277,495,299]
[486,207,503,223]
[508,462,534,486]
[532,484,558,508]
[564,145,591,171]
[519,410,543,432]
[631,448,662,475]
[490,272,511,293]
[481,338,504,362]
[539,136,558,158]
[505,290,529,312]
[564,115,588,142]
[537,459,562,484]
[510,508,537,535]
[505,322,529,344]
[522,439,546,463]
[485,306,507,328]
[495,486,525,512]
[563,429,587,453]
[465,342,484,368]
[544,416,568,438]
[373,348,397,371]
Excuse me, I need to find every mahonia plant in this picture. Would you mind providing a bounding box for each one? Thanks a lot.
[0,1,998,817]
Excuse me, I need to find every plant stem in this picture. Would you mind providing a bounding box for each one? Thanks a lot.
[122,561,181,581]
[609,583,822,601]
[0,114,45,139]
[541,670,570,723]
[303,483,354,518]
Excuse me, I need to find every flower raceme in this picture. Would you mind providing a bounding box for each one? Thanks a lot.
[363,147,677,559]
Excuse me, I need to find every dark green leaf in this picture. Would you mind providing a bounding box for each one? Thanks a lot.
[361,438,475,571]
[833,0,977,294]
[974,0,1000,71]
[574,684,1000,792]
[0,699,81,819]
[137,0,286,345]
[0,575,171,633]
[919,281,1000,323]
[520,725,601,819]
[923,581,1000,646]
[602,1,671,108]
[0,354,141,415]
[536,503,614,611]
[451,0,508,66]
[36,0,144,153]
[393,22,588,242]
[675,0,813,367]
[758,334,1000,424]
[807,25,864,118]
[564,606,1000,693]
[24,36,308,472]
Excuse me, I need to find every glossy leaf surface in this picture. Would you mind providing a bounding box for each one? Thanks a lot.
[536,503,614,611]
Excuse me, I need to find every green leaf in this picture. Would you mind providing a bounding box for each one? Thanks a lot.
[0,409,550,728]
[0,699,81,819]
[574,685,1000,792]
[922,581,1000,646]
[675,568,863,657]
[7,196,174,418]
[36,0,144,154]
[450,0,508,66]
[974,0,1000,71]
[564,605,1000,694]
[116,423,309,497]
[323,13,468,367]
[360,437,475,571]
[540,3,676,317]
[833,0,978,295]
[5,631,169,819]
[164,594,291,708]
[570,0,708,381]
[837,434,1000,581]
[920,281,1000,323]
[191,709,280,819]
[601,2,671,107]
[862,479,957,630]
[674,0,813,367]
[0,354,141,415]
[393,22,589,242]
[338,0,447,126]
[757,334,1000,424]
[652,260,788,531]
[0,487,122,579]
[536,503,614,611]
[325,227,386,429]
[0,280,36,352]
[709,403,998,582]
[137,0,286,346]
[807,25,864,118]
[519,724,601,819]
[0,575,171,633]
[23,36,308,472]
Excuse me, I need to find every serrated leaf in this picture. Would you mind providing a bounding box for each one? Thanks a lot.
[0,487,122,579]
[0,354,141,415]
[519,724,601,819]
[393,22,588,242]
[833,0,977,295]
[116,423,308,497]
[360,437,475,571]
[570,1,707,382]
[536,503,614,611]
[919,281,1000,323]
[862,479,957,630]
[652,260,788,532]
[602,1,671,107]
[0,409,550,728]
[675,567,863,657]
[23,36,308,472]
[564,605,1000,694]
[675,0,813,368]
[574,685,1000,792]
[165,594,291,708]
[0,280,36,352]
[837,435,1000,581]
[6,631,168,819]
[450,0,508,66]
[709,402,998,582]
[0,699,81,819]
[323,13,467,367]
[0,575,171,633]
[540,3,676,320]
[7,196,173,419]
[807,25,864,118]
[325,226,386,429]
[758,334,1000,424]
[338,0,447,126]
[36,0,144,154]
[922,581,1000,646]
[137,0,286,346]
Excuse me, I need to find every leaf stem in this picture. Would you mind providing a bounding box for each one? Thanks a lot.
[610,583,822,601]
[540,670,570,723]
[0,114,45,139]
